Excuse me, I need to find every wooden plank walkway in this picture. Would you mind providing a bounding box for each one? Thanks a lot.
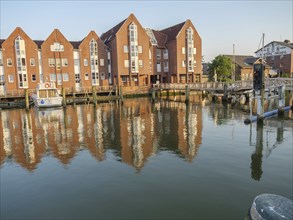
[155,78,293,92]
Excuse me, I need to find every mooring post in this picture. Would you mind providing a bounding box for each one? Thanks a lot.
[62,87,66,107]
[151,88,156,102]
[92,86,97,105]
[25,89,29,110]
[119,85,124,104]
[277,85,285,116]
[185,85,189,104]
[223,84,228,103]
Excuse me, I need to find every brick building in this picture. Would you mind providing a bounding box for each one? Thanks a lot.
[146,19,202,84]
[0,13,202,95]
[100,14,151,89]
[255,40,293,77]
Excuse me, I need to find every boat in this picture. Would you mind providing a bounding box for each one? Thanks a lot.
[31,82,63,108]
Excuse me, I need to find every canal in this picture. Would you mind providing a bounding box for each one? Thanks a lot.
[1,95,292,219]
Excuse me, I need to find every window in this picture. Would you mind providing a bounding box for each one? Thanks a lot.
[7,58,13,67]
[74,59,79,65]
[84,59,88,66]
[163,49,168,59]
[30,58,35,66]
[194,48,196,54]
[0,58,3,66]
[138,46,142,53]
[194,60,197,66]
[123,45,129,53]
[8,74,14,83]
[139,60,143,67]
[156,49,161,60]
[50,74,56,81]
[101,72,105,80]
[63,73,69,81]
[56,59,61,70]
[157,62,161,72]
[164,61,168,72]
[121,75,128,82]
[21,58,26,66]
[182,60,186,67]
[31,74,36,82]
[49,58,55,67]
[62,58,68,67]
[182,47,186,54]
[124,60,129,68]
[100,59,104,66]
[85,73,89,80]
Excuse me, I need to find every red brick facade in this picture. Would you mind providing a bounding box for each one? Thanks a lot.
[0,14,203,94]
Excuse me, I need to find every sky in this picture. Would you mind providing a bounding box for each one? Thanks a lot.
[0,0,292,62]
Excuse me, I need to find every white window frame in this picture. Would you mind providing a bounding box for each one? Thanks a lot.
[163,49,168,59]
[157,62,161,72]
[50,73,56,82]
[100,59,104,66]
[138,46,142,53]
[62,73,69,81]
[84,59,88,66]
[62,58,68,67]
[31,74,36,82]
[124,60,129,68]
[182,47,186,54]
[123,45,129,53]
[8,74,14,83]
[156,49,161,60]
[7,58,13,67]
[85,73,89,80]
[100,72,105,80]
[139,60,143,67]
[49,58,55,67]
[30,58,35,66]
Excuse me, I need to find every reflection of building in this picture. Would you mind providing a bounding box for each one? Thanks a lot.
[1,98,204,170]
[119,99,155,169]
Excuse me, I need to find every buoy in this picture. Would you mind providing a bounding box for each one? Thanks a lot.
[250,194,293,220]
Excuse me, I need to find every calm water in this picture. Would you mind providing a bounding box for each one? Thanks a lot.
[1,95,292,219]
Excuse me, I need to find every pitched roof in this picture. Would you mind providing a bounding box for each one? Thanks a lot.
[224,55,270,68]
[70,41,82,49]
[160,21,185,43]
[0,39,5,48]
[152,30,168,48]
[255,41,293,53]
[34,40,44,48]
[100,19,127,44]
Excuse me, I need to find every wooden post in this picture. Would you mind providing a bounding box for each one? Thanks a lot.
[151,88,156,102]
[62,87,66,107]
[25,89,29,110]
[92,86,97,105]
[185,85,189,104]
[120,85,124,104]
[223,84,228,103]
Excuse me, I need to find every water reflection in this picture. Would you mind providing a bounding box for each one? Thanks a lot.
[0,97,203,171]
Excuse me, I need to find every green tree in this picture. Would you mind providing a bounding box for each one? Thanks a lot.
[208,55,232,82]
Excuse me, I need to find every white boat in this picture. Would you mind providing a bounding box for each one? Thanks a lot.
[31,82,63,108]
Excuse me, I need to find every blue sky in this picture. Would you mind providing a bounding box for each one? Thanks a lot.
[1,0,292,62]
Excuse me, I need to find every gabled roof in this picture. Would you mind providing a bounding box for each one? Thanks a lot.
[255,41,293,53]
[0,39,5,48]
[100,18,127,44]
[224,55,270,68]
[224,55,253,68]
[152,30,168,49]
[160,21,185,43]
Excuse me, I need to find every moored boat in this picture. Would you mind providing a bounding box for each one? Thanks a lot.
[31,82,62,108]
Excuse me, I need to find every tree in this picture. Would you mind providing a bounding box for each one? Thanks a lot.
[208,55,232,82]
